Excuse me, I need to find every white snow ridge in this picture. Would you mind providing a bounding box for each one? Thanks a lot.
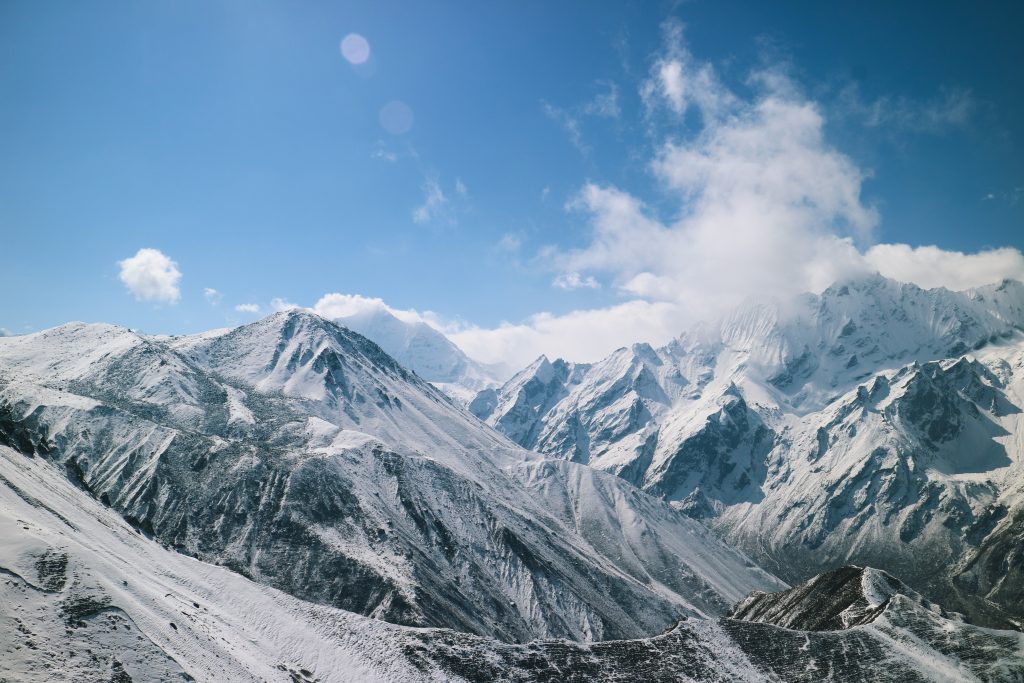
[2,277,1023,681]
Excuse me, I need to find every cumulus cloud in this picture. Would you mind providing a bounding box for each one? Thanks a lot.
[235,303,260,314]
[118,248,181,304]
[554,29,879,325]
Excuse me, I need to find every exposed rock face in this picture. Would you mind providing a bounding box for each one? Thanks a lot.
[730,565,942,631]
[406,564,1024,683]
[476,276,1024,626]
[0,311,781,644]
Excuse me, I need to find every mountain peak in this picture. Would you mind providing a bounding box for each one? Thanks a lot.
[730,565,928,631]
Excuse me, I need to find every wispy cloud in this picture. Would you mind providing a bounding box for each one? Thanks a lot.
[552,271,600,290]
[497,232,523,253]
[543,80,622,154]
[234,303,260,314]
[543,101,588,154]
[270,297,298,312]
[412,176,468,225]
[203,287,223,306]
[837,83,976,133]
[413,177,450,223]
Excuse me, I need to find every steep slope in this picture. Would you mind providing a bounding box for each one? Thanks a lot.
[475,276,1024,624]
[729,565,945,631]
[4,445,1020,682]
[0,311,780,644]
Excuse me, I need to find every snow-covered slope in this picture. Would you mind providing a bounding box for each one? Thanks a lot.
[0,310,781,645]
[3,444,1020,682]
[475,275,1024,625]
[328,306,504,402]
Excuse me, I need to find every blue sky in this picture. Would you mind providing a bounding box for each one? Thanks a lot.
[2,1,1022,364]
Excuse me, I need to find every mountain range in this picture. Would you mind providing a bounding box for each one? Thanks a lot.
[1,274,1023,681]
[471,275,1024,629]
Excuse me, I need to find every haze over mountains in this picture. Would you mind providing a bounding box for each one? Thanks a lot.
[2,274,1023,681]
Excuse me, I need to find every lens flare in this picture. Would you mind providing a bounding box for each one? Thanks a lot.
[379,100,414,135]
[340,33,370,65]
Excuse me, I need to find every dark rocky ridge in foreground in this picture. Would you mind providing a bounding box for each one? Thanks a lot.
[401,566,1023,682]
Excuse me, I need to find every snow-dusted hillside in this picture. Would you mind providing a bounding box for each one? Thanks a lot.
[0,310,781,645]
[3,443,1020,682]
[474,275,1024,626]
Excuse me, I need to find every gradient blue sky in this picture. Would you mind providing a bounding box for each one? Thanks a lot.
[2,1,1022,362]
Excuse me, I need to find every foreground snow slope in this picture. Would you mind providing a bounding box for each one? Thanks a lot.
[474,276,1024,626]
[3,445,1020,682]
[0,310,780,643]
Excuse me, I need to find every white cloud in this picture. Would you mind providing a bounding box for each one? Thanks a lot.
[313,293,439,328]
[234,303,260,314]
[455,178,468,196]
[864,244,1024,291]
[639,19,733,122]
[203,288,223,306]
[448,301,680,368]
[552,271,600,290]
[118,248,181,304]
[0,327,11,337]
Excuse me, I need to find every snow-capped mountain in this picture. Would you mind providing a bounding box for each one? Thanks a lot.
[326,306,505,402]
[473,275,1024,627]
[0,310,781,646]
[3,444,1018,681]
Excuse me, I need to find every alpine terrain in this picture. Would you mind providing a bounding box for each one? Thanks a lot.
[473,274,1024,630]
[1,283,1022,681]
